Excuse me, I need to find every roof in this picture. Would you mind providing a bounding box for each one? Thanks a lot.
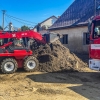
[49,0,100,30]
[40,15,57,25]
[34,15,57,29]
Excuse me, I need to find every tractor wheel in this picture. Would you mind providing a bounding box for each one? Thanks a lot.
[24,56,38,72]
[0,58,18,74]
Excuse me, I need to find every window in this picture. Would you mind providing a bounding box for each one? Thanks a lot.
[83,33,89,45]
[93,20,100,38]
[63,34,68,44]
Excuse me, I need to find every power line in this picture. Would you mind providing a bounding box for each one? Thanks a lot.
[4,16,9,30]
[5,13,53,29]
[5,16,9,25]
[6,15,36,27]
[5,14,37,24]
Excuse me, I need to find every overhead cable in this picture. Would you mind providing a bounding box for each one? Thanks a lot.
[5,14,37,24]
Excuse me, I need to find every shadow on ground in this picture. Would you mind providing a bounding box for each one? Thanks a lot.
[27,71,100,100]
[74,53,89,63]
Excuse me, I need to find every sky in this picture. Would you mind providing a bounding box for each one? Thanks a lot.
[0,0,74,29]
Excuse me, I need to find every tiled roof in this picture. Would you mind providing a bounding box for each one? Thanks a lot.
[49,0,100,29]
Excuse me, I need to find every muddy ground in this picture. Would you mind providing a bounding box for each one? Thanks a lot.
[33,40,88,72]
[0,69,100,100]
[0,40,100,100]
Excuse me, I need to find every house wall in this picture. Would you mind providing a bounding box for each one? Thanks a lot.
[41,17,57,29]
[33,28,37,32]
[50,26,89,54]
[33,17,57,32]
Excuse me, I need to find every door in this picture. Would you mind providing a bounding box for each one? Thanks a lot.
[90,20,100,59]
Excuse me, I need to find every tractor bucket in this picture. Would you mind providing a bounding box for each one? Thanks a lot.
[43,32,60,43]
[49,32,60,43]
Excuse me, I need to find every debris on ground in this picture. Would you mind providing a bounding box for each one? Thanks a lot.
[33,40,88,72]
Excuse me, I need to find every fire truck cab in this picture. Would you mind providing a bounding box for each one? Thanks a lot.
[89,16,100,71]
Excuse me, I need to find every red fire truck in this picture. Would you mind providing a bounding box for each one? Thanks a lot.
[89,15,100,71]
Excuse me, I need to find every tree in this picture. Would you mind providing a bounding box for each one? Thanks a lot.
[21,25,29,31]
[0,26,3,30]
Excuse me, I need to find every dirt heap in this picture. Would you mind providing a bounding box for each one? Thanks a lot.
[33,40,88,72]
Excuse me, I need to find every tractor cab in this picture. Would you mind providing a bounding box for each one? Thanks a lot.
[0,36,29,53]
[0,30,41,74]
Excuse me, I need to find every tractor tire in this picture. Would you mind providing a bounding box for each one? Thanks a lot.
[24,56,38,72]
[0,58,18,74]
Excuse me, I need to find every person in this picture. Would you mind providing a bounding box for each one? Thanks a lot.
[0,39,3,46]
[28,37,34,49]
[13,38,23,47]
[9,22,14,31]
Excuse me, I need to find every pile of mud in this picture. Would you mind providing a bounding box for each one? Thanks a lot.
[33,40,88,72]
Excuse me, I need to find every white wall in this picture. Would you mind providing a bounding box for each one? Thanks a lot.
[33,17,57,32]
[50,26,89,54]
[41,17,57,29]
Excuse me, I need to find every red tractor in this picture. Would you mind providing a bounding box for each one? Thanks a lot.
[0,30,46,74]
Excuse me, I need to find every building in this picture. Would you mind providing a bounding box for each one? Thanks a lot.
[9,22,14,31]
[49,0,100,54]
[33,15,57,34]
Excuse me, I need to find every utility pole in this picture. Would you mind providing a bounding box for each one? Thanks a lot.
[2,10,6,31]
[94,0,96,16]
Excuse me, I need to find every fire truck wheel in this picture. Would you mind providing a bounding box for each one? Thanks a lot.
[24,56,38,72]
[0,58,18,74]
